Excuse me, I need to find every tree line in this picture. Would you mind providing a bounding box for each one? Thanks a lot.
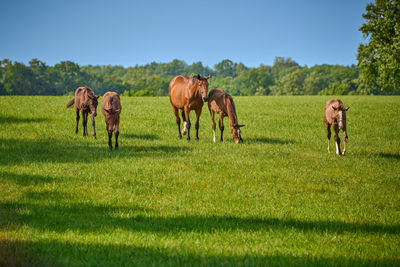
[0,57,398,97]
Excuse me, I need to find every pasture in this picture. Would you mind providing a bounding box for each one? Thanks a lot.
[0,95,399,266]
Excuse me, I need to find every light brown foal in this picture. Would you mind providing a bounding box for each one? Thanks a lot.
[324,99,349,156]
[208,88,244,143]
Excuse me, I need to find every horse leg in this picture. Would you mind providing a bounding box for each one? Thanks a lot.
[172,107,182,138]
[75,108,80,134]
[184,107,191,141]
[91,114,96,139]
[219,114,224,142]
[114,117,120,149]
[326,123,331,153]
[343,130,348,155]
[108,128,113,150]
[194,108,201,141]
[211,111,216,143]
[333,125,341,156]
[82,111,87,136]
[181,109,188,136]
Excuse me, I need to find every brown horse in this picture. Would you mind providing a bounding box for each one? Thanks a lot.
[208,89,244,143]
[101,92,122,150]
[324,99,350,156]
[169,74,210,141]
[66,86,99,138]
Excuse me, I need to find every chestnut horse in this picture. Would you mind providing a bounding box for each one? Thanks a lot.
[208,88,244,143]
[66,86,99,138]
[169,74,210,141]
[324,99,350,156]
[101,91,121,150]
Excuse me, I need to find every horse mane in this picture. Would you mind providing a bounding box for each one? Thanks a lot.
[192,74,208,83]
[225,94,238,126]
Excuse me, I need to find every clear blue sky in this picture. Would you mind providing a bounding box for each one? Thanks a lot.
[0,0,370,68]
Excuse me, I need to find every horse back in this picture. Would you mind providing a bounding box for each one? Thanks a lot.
[75,87,94,109]
[208,88,228,115]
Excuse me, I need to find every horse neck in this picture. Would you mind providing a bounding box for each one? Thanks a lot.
[188,79,200,98]
[226,96,238,127]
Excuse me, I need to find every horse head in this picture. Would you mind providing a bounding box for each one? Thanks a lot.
[195,74,210,102]
[332,105,349,130]
[88,95,100,117]
[231,124,245,143]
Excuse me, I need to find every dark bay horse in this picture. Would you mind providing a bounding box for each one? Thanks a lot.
[208,88,244,143]
[169,74,210,141]
[101,91,122,150]
[324,99,350,156]
[66,86,99,138]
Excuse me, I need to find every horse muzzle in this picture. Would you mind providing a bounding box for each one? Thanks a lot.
[202,96,208,102]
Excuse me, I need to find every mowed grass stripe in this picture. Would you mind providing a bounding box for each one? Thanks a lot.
[0,95,399,266]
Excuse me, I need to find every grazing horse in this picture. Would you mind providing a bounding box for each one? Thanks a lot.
[101,92,122,150]
[169,74,210,141]
[324,99,350,156]
[66,86,99,138]
[208,88,244,143]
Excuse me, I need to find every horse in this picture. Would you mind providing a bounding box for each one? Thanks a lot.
[66,86,99,138]
[207,88,244,143]
[101,92,122,150]
[169,74,210,141]
[324,99,350,156]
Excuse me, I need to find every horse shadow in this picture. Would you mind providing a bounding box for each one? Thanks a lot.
[122,133,159,140]
[0,138,191,165]
[246,137,296,145]
[378,152,400,160]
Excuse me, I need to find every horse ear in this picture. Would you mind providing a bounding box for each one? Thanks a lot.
[96,95,100,99]
[332,106,337,111]
[206,75,210,80]
[345,107,350,111]
[197,74,201,79]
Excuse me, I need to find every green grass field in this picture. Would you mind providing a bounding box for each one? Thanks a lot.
[0,95,399,266]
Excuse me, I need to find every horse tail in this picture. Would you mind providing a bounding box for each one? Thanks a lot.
[108,97,115,115]
[66,98,75,108]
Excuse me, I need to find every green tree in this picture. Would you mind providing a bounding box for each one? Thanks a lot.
[215,59,235,77]
[3,61,33,95]
[270,68,306,95]
[303,71,324,95]
[357,0,400,93]
[234,66,273,96]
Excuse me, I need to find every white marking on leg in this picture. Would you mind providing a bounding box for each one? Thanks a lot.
[181,121,188,135]
[213,130,216,143]
[335,142,340,156]
[343,140,347,155]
